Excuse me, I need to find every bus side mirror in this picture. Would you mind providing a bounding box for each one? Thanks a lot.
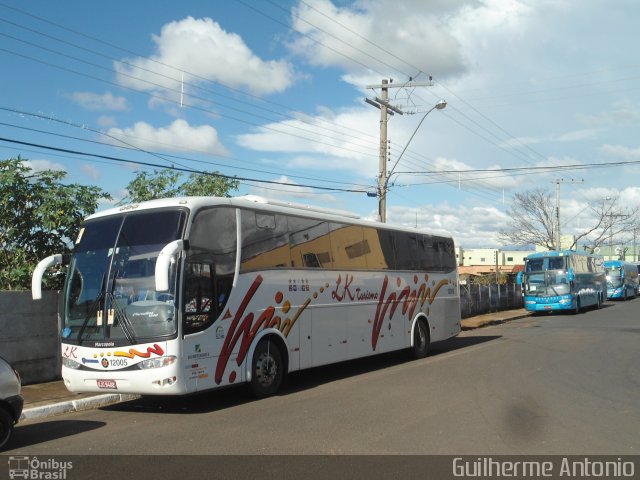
[32,254,64,300]
[155,240,184,292]
[567,268,575,283]
[516,272,523,285]
[621,269,625,279]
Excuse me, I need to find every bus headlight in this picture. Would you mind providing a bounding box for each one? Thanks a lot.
[62,357,82,369]
[137,356,177,370]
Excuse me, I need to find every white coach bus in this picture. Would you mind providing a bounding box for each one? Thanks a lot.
[32,196,460,397]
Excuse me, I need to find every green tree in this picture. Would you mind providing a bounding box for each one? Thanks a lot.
[0,156,111,290]
[123,168,239,203]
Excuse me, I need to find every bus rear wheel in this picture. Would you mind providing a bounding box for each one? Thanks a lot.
[250,339,284,398]
[411,318,430,359]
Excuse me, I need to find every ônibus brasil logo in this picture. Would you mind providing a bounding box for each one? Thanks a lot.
[8,456,73,479]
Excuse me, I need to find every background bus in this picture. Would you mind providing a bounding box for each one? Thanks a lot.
[604,260,639,300]
[32,196,461,398]
[517,250,605,314]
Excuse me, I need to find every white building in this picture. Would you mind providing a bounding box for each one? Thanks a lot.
[457,247,536,274]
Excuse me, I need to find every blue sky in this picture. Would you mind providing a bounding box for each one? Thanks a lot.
[1,0,639,248]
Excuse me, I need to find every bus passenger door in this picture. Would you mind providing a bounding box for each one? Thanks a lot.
[182,261,233,391]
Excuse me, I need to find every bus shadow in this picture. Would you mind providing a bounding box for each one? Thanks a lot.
[285,334,500,394]
[104,335,500,415]
[7,420,105,450]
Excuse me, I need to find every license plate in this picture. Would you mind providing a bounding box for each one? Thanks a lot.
[97,379,117,390]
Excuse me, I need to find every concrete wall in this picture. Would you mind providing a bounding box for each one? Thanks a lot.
[0,291,61,385]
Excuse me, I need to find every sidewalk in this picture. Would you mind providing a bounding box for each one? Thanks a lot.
[18,308,530,422]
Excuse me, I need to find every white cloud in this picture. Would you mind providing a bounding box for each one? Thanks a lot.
[288,0,467,81]
[556,129,599,142]
[97,115,118,128]
[106,119,228,155]
[385,202,511,247]
[248,175,340,206]
[237,105,378,175]
[82,164,100,181]
[600,144,640,160]
[114,16,296,102]
[577,101,640,128]
[500,129,599,148]
[20,159,66,173]
[68,91,128,111]
[425,156,519,190]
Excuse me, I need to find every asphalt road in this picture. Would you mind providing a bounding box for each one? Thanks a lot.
[6,298,640,456]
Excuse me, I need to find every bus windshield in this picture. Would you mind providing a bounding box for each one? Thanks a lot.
[525,256,565,272]
[606,268,623,288]
[62,209,187,344]
[524,271,570,296]
[524,256,569,296]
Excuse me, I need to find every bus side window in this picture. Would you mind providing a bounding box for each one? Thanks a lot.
[183,263,215,335]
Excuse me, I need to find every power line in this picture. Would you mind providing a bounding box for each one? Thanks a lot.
[0,136,370,194]
[0,2,546,202]
[0,46,378,161]
[0,114,372,189]
[0,12,382,153]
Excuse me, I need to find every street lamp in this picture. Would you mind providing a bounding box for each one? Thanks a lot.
[379,99,446,222]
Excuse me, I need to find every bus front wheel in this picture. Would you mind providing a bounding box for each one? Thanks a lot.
[411,318,430,359]
[0,408,14,450]
[250,339,284,398]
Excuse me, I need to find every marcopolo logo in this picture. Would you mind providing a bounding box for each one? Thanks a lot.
[8,456,73,479]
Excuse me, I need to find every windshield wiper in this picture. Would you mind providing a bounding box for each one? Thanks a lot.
[77,272,107,345]
[106,291,137,345]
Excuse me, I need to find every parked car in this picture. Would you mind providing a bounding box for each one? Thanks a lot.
[0,356,23,450]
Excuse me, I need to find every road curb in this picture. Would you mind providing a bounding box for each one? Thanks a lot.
[20,394,140,422]
[461,312,530,330]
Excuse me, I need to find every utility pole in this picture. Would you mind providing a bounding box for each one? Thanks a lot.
[365,78,433,222]
[556,180,560,251]
[604,213,628,260]
[377,79,389,223]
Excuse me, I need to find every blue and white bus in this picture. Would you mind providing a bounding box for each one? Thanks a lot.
[517,250,606,313]
[604,260,639,300]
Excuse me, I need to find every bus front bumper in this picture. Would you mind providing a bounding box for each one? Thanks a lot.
[607,287,623,299]
[61,365,188,396]
[524,295,574,312]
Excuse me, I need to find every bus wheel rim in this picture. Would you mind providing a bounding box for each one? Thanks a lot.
[256,352,277,387]
[417,322,426,348]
